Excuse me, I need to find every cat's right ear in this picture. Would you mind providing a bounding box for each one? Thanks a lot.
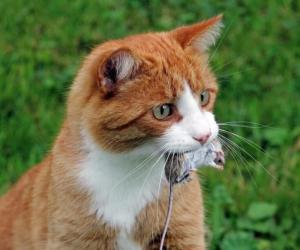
[170,15,223,53]
[97,48,139,96]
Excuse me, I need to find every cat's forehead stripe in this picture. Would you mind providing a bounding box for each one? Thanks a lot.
[176,82,200,117]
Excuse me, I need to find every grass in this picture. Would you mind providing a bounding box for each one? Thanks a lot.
[0,0,299,249]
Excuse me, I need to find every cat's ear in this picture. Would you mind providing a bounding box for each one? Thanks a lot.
[98,48,139,96]
[170,14,223,52]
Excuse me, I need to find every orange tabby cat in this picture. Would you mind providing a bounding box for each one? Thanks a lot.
[0,15,223,249]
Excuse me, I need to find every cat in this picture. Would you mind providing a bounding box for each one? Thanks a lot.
[0,15,223,250]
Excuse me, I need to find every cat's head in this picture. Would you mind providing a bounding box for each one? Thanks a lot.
[68,15,223,156]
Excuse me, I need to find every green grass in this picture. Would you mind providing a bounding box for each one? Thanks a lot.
[0,0,299,249]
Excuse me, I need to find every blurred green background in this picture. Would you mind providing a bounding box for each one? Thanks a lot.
[0,0,299,249]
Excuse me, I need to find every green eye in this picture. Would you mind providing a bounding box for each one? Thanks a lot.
[200,90,210,106]
[153,104,173,120]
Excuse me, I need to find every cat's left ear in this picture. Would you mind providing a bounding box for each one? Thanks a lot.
[98,48,140,96]
[170,14,223,52]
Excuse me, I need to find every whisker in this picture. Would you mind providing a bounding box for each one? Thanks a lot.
[219,129,268,156]
[218,136,244,180]
[219,134,277,182]
[203,19,233,74]
[219,124,266,129]
[219,135,258,188]
[211,59,235,74]
[217,68,252,81]
[218,121,273,129]
[137,149,167,198]
[155,151,171,241]
[110,146,168,194]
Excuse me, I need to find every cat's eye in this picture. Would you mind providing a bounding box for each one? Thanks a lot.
[200,90,210,107]
[152,104,173,120]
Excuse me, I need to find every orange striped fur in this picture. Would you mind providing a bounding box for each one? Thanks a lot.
[0,15,222,249]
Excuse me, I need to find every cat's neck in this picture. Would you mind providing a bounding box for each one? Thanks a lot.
[53,122,166,232]
[79,129,165,231]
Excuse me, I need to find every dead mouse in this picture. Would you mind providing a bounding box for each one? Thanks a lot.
[160,139,225,250]
[164,138,225,185]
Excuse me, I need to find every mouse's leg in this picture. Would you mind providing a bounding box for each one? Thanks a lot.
[175,170,191,184]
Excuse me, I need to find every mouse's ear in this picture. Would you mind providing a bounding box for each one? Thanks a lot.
[170,15,223,53]
[97,48,140,96]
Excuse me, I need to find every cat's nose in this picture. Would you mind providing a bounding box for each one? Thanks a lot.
[193,133,211,145]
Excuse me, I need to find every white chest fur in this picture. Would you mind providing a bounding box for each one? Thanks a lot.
[78,134,165,239]
[117,231,142,250]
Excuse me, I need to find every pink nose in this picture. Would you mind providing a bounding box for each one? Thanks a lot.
[193,133,211,145]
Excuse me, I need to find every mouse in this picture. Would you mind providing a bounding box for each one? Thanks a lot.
[164,139,225,185]
[160,139,225,250]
